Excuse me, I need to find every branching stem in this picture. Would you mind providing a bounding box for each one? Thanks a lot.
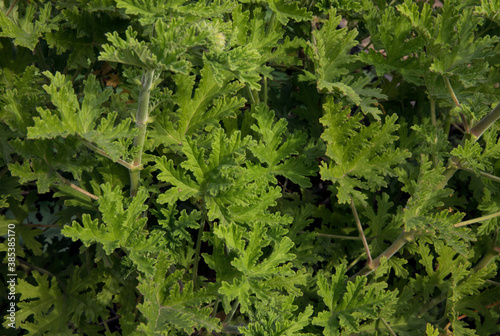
[443,76,469,133]
[353,229,416,277]
[354,136,474,277]
[350,196,372,264]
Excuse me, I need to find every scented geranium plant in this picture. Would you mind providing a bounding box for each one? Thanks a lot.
[1,0,499,335]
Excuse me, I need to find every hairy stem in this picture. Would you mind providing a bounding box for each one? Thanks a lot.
[247,86,259,105]
[470,102,500,140]
[473,249,499,271]
[130,69,155,197]
[6,0,18,16]
[455,211,500,228]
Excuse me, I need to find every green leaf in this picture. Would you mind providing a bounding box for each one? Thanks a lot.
[99,26,160,70]
[62,184,165,258]
[249,103,317,188]
[307,9,358,86]
[14,268,108,334]
[137,251,221,334]
[266,0,313,25]
[0,3,58,50]
[313,264,397,335]
[320,98,410,204]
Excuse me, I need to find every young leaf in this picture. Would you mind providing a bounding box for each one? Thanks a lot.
[0,3,58,50]
[248,103,317,188]
[62,184,165,258]
[313,264,397,335]
[320,98,410,204]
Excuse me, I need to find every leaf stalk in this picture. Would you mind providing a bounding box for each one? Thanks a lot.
[350,196,372,264]
[455,211,500,228]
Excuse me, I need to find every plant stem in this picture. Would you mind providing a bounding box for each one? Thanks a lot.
[350,196,372,263]
[354,99,498,276]
[130,69,155,197]
[353,229,416,277]
[381,317,397,336]
[473,249,499,271]
[434,166,458,190]
[470,102,500,140]
[192,204,207,289]
[304,231,363,240]
[430,98,439,167]
[455,211,500,228]
[476,170,500,183]
[55,171,99,200]
[81,140,135,170]
[443,76,469,133]
[430,98,437,127]
[223,300,240,326]
[443,76,460,108]
[6,0,18,16]
[211,296,220,318]
[247,86,259,105]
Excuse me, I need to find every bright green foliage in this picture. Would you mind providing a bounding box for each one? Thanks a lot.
[398,156,474,256]
[265,0,312,25]
[1,0,499,335]
[216,222,307,314]
[27,72,133,162]
[100,18,209,73]
[320,97,410,204]
[0,3,58,50]
[313,264,397,335]
[303,8,385,117]
[452,129,500,174]
[151,64,245,147]
[62,184,165,275]
[306,9,358,86]
[475,0,500,24]
[249,103,316,188]
[239,297,314,336]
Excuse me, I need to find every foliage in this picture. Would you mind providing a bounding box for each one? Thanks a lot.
[1,0,499,335]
